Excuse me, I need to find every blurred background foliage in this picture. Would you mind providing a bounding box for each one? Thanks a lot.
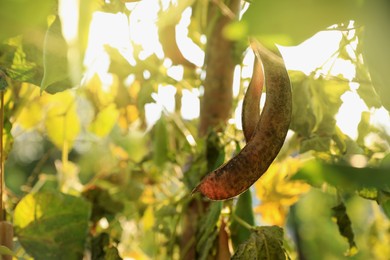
[0,0,390,259]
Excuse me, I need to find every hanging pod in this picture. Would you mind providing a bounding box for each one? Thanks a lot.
[193,40,292,200]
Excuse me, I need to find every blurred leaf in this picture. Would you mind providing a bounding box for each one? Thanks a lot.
[89,104,120,137]
[14,191,91,259]
[16,87,44,129]
[377,190,390,219]
[41,16,72,93]
[153,115,169,166]
[44,91,80,149]
[357,111,371,145]
[255,157,310,226]
[142,206,155,231]
[82,185,125,223]
[290,73,316,137]
[232,226,287,260]
[197,201,222,260]
[300,136,331,153]
[331,203,358,256]
[241,0,363,46]
[230,189,255,250]
[0,245,17,258]
[357,82,381,109]
[0,71,7,90]
[222,21,248,41]
[91,232,123,260]
[0,0,54,41]
[293,160,390,190]
[362,0,390,111]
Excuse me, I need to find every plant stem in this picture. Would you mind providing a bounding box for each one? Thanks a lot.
[0,91,4,221]
[231,213,254,231]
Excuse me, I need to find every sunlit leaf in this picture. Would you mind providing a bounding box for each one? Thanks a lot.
[89,104,119,137]
[44,91,80,149]
[14,191,91,259]
[118,105,139,131]
[255,157,310,226]
[41,15,72,93]
[16,87,44,130]
[232,226,288,260]
[142,206,155,231]
[331,203,358,256]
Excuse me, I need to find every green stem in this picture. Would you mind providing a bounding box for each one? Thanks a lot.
[231,212,254,231]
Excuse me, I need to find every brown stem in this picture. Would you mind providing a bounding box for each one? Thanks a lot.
[180,0,241,259]
[0,91,4,221]
[199,0,241,136]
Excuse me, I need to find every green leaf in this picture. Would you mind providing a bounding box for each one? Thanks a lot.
[300,136,331,153]
[196,201,222,260]
[377,190,390,219]
[82,185,124,223]
[89,104,120,137]
[362,0,390,111]
[0,245,17,257]
[232,226,287,260]
[0,0,54,41]
[0,70,7,90]
[153,115,169,166]
[230,189,255,250]
[290,73,316,137]
[357,111,371,145]
[14,191,91,260]
[41,16,72,93]
[293,160,390,190]
[241,0,363,46]
[331,203,358,256]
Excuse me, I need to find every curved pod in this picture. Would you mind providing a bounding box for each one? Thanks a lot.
[193,41,292,200]
[242,52,264,142]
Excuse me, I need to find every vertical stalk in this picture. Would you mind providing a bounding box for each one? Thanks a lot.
[0,91,4,221]
[181,0,241,258]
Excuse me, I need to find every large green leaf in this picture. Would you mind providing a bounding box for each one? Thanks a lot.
[241,0,364,46]
[362,0,390,111]
[232,226,288,260]
[14,191,91,259]
[293,160,390,190]
[0,0,54,41]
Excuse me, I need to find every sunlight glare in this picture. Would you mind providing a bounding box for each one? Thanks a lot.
[176,7,205,67]
[83,11,134,81]
[181,89,200,120]
[280,31,342,75]
[233,65,241,97]
[167,65,184,81]
[335,90,368,139]
[128,0,164,60]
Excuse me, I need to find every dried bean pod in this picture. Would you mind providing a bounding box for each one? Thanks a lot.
[242,51,264,142]
[193,40,292,200]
